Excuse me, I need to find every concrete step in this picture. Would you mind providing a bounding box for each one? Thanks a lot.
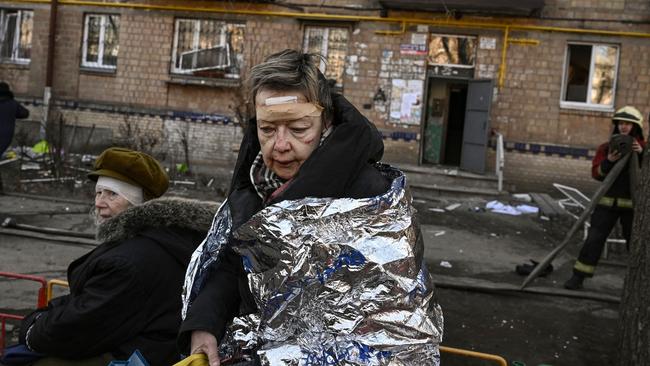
[394,163,513,196]
[409,183,504,199]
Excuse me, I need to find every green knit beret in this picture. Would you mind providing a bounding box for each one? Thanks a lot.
[88,147,169,200]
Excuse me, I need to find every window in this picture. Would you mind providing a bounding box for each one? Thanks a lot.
[427,34,476,67]
[302,26,349,88]
[82,14,120,69]
[171,19,244,79]
[562,43,619,110]
[0,9,33,63]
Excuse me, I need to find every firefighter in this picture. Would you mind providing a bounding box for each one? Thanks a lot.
[564,106,646,290]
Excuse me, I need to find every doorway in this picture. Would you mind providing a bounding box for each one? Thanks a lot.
[421,78,468,166]
[444,84,468,166]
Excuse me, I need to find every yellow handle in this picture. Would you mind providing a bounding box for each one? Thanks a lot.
[173,354,209,366]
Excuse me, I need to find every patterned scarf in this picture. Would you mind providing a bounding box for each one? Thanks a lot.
[250,152,286,202]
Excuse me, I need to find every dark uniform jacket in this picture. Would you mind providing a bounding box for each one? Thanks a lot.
[20,198,218,366]
[0,91,29,155]
[178,94,391,351]
[592,137,646,207]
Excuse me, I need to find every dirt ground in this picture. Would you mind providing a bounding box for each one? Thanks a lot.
[0,179,627,366]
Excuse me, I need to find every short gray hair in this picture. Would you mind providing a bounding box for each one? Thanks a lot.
[248,49,333,124]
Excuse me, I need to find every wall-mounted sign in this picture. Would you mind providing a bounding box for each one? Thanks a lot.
[411,33,428,45]
[480,37,497,50]
[400,44,427,55]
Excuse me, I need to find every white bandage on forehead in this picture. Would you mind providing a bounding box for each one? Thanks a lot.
[256,95,323,122]
[96,176,144,205]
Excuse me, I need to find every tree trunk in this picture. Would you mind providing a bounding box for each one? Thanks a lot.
[617,147,650,365]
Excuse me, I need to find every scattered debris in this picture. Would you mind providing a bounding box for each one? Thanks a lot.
[439,261,452,268]
[32,140,50,154]
[512,193,532,202]
[0,157,18,166]
[486,201,521,215]
[445,203,461,211]
[20,177,76,184]
[434,230,446,237]
[171,180,196,186]
[515,204,539,214]
[21,162,41,170]
[428,208,445,213]
[530,192,567,218]
[2,217,94,239]
[81,154,96,165]
[486,200,539,215]
[515,260,554,277]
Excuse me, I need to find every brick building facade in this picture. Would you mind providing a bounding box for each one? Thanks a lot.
[1,0,648,193]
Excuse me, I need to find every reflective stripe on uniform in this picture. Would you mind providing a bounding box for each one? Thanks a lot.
[574,260,595,275]
[617,198,633,208]
[598,196,633,208]
[598,197,615,206]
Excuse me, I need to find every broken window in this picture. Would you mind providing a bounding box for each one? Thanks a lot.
[428,35,476,67]
[302,26,349,88]
[82,14,120,69]
[562,43,618,109]
[0,9,33,63]
[171,18,244,79]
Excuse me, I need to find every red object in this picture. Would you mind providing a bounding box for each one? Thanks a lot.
[0,272,48,308]
[0,272,49,355]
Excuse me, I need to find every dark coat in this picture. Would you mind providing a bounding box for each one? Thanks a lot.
[0,91,29,155]
[592,137,646,202]
[178,94,391,352]
[20,198,218,366]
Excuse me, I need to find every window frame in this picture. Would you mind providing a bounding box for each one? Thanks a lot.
[0,8,33,64]
[81,13,120,70]
[560,42,620,112]
[302,24,351,89]
[427,33,477,69]
[170,18,244,78]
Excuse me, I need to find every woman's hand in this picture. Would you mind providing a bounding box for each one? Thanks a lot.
[632,141,643,153]
[190,330,220,366]
[607,149,622,162]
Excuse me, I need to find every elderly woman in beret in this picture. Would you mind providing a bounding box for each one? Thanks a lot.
[179,50,443,366]
[17,147,218,366]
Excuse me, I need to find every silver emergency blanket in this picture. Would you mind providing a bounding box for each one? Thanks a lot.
[182,165,444,365]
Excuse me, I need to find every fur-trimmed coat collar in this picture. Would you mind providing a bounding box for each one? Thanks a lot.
[96,197,219,244]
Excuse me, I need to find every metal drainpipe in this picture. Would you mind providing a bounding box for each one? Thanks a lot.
[42,0,58,139]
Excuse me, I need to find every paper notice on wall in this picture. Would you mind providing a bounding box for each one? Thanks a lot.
[411,33,428,45]
[401,93,418,118]
[389,79,423,125]
[480,37,497,50]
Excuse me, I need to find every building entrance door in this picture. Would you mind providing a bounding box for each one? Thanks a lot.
[460,79,494,174]
[421,78,493,173]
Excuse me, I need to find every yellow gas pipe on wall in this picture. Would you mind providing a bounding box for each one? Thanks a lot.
[11,0,650,89]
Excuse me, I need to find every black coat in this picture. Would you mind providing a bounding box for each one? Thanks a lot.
[0,94,29,155]
[178,94,391,352]
[20,198,218,366]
